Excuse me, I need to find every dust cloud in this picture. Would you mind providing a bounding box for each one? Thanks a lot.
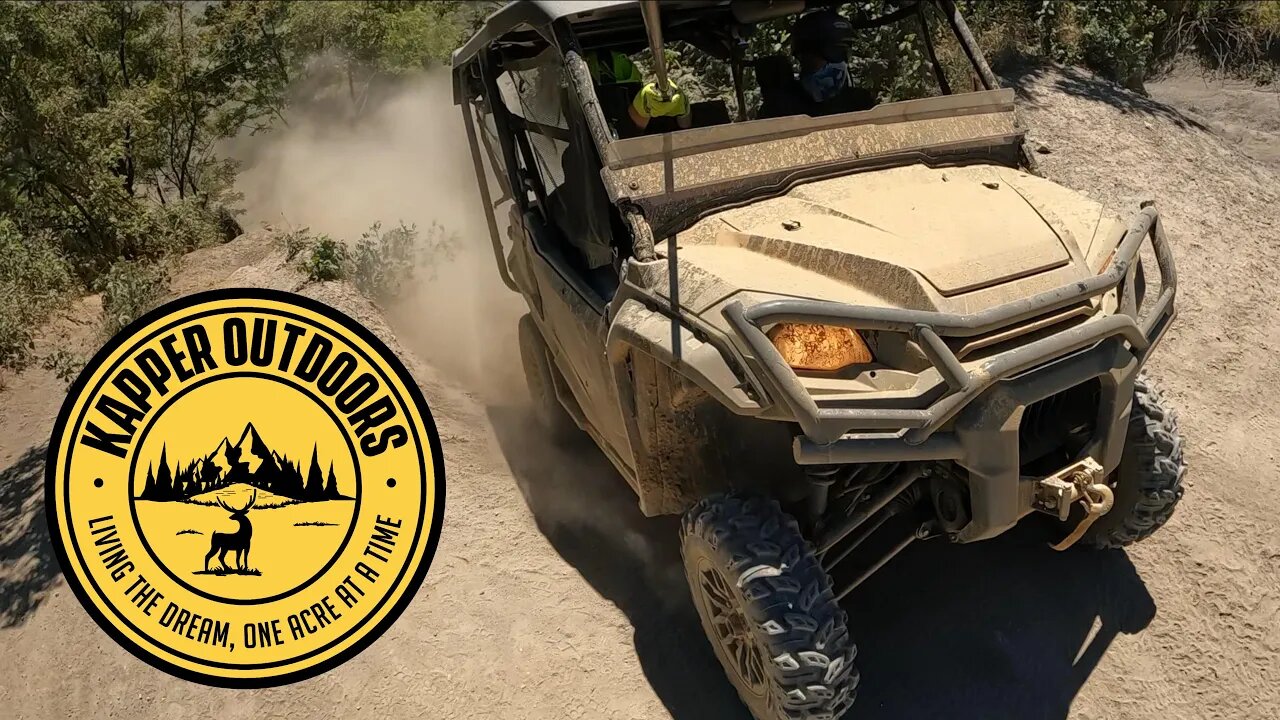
[230,72,524,396]
[227,72,685,604]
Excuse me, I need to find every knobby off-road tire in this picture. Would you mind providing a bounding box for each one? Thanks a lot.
[517,314,578,441]
[681,494,857,720]
[1085,375,1187,548]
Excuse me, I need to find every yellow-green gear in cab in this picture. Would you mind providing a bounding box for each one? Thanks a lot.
[586,50,642,85]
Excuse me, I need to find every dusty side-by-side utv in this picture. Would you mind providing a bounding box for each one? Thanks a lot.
[453,1,1185,717]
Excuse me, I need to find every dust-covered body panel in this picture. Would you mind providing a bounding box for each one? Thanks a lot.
[662,163,1119,316]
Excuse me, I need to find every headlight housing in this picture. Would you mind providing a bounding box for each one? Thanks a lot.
[767,323,873,371]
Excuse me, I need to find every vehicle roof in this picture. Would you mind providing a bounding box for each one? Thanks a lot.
[452,0,637,68]
[451,1,882,70]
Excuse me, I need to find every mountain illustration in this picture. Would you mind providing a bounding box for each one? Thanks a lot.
[136,422,351,503]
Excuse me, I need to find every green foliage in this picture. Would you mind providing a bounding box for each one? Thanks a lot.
[0,0,482,371]
[960,0,1277,85]
[0,1,247,278]
[289,0,463,73]
[0,219,75,371]
[97,259,170,337]
[285,220,454,298]
[303,235,348,282]
[1255,1,1280,35]
[1027,0,1165,89]
[214,0,481,119]
[1159,1,1280,80]
[351,221,457,301]
[197,0,294,133]
[41,347,85,386]
[281,225,316,261]
[843,1,934,102]
[351,221,418,300]
[1081,1,1163,87]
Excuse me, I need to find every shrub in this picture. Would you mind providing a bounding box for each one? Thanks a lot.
[349,221,458,301]
[1075,0,1164,89]
[0,220,75,372]
[98,260,171,337]
[146,199,231,255]
[286,220,457,299]
[351,221,419,300]
[41,347,86,385]
[1161,1,1280,80]
[281,226,316,261]
[303,236,348,281]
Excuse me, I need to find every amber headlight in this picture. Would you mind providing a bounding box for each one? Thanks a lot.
[766,323,874,371]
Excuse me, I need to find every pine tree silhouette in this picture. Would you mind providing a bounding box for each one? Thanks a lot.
[276,454,290,497]
[324,462,340,499]
[305,445,325,501]
[155,446,173,500]
[290,459,305,498]
[140,425,350,504]
[142,463,156,499]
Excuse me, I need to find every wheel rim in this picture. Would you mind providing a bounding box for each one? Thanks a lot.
[696,560,767,694]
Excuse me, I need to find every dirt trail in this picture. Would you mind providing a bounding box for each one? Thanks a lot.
[2,66,1280,719]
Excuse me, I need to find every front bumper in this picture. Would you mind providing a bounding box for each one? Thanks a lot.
[722,207,1176,541]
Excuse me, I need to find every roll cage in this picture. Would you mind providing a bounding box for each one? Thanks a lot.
[452,0,1028,295]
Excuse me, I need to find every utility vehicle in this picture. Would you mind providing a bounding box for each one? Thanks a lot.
[453,2,1185,718]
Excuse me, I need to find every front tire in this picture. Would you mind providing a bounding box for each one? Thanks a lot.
[681,494,857,720]
[1086,375,1186,548]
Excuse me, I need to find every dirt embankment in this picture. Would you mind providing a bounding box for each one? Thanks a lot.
[2,66,1280,719]
[1146,68,1280,170]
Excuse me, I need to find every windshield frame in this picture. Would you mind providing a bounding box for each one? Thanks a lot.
[595,87,1025,240]
[452,0,1032,274]
[552,0,1027,239]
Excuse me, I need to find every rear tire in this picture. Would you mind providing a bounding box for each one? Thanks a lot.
[517,314,578,441]
[1085,375,1186,548]
[681,494,857,720]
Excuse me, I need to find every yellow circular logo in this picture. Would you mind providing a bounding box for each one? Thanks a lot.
[46,289,444,687]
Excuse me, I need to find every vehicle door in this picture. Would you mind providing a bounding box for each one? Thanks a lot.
[482,49,631,462]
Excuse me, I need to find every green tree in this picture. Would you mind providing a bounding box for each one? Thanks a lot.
[0,2,241,278]
[284,0,472,114]
[198,0,295,132]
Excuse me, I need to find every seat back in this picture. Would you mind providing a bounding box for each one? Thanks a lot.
[594,81,643,136]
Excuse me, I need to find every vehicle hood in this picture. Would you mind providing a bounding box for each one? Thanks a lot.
[668,164,1112,314]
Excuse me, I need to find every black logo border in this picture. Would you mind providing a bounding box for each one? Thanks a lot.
[44,288,447,689]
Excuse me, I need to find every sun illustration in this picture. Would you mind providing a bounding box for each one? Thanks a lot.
[130,376,359,603]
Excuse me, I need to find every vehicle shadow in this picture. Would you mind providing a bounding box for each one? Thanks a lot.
[487,405,752,720]
[487,406,1156,720]
[847,523,1154,719]
[0,444,61,628]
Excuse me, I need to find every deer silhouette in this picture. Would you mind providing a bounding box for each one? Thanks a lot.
[204,490,257,572]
